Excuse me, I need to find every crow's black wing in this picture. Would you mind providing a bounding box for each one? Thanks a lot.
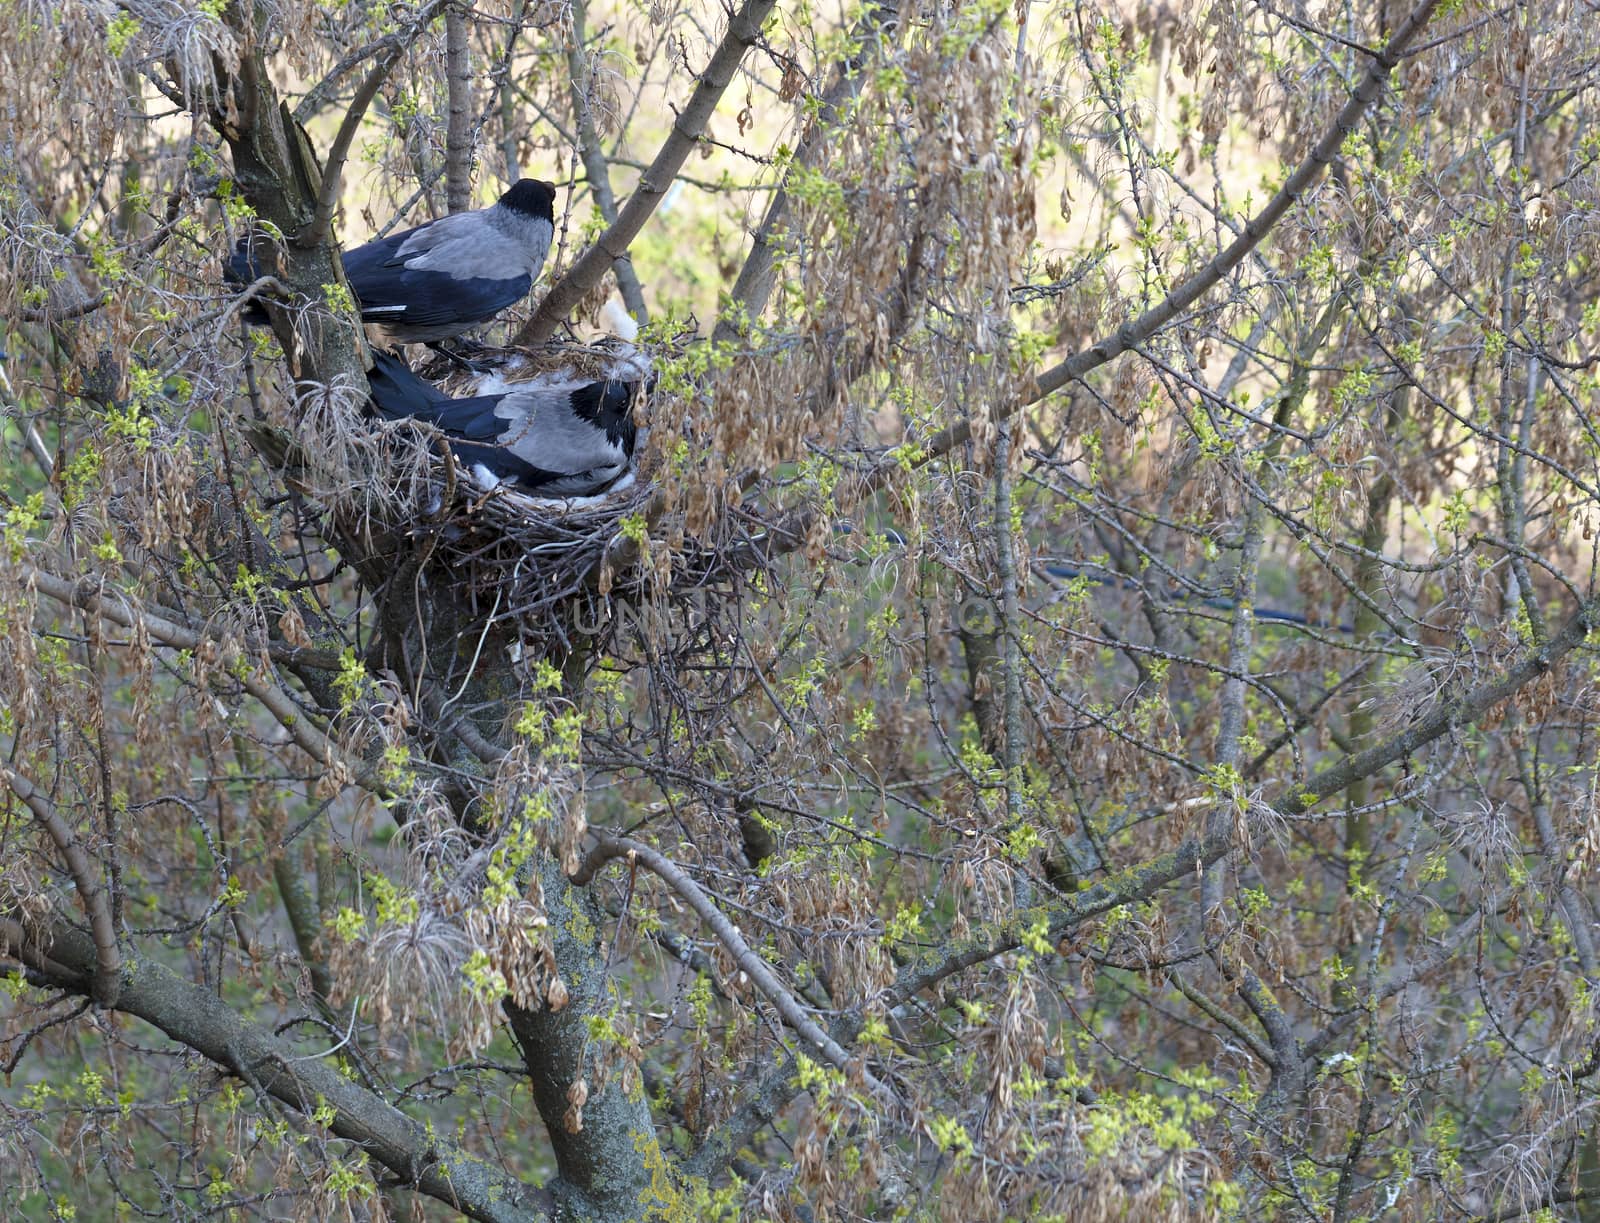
[223,239,273,325]
[223,239,260,287]
[347,264,532,330]
[443,439,568,488]
[342,226,422,272]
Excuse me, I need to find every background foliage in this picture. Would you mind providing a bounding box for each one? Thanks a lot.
[5,0,1600,1219]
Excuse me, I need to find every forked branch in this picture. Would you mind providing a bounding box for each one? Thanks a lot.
[298,0,452,249]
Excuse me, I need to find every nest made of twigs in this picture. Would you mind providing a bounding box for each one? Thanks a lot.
[251,333,763,660]
[390,338,754,657]
[417,337,653,395]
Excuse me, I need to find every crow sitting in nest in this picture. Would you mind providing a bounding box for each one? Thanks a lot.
[365,345,651,500]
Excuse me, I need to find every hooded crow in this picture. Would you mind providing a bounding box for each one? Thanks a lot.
[225,179,557,343]
[366,349,646,498]
[345,179,556,344]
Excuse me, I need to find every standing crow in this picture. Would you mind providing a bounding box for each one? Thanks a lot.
[345,179,556,344]
[366,349,647,498]
[225,179,557,343]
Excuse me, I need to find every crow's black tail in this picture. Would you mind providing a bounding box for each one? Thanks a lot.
[367,350,450,419]
[367,351,507,440]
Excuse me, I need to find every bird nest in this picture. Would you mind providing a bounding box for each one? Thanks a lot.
[415,337,643,395]
[331,337,757,660]
[422,471,660,623]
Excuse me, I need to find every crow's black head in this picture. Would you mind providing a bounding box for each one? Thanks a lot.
[499,179,557,222]
[223,238,260,289]
[568,379,640,449]
[223,237,275,325]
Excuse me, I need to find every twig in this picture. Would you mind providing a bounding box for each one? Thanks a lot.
[19,203,185,323]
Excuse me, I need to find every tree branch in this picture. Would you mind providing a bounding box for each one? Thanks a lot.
[21,567,377,796]
[445,2,475,213]
[572,836,889,1095]
[1168,970,1277,1066]
[566,0,649,321]
[513,0,780,343]
[1032,0,1440,400]
[295,30,414,123]
[2,770,121,1008]
[0,918,553,1223]
[710,0,895,343]
[298,0,452,249]
[886,589,1600,1007]
[731,0,1443,571]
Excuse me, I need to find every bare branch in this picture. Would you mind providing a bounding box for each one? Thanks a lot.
[446,2,475,213]
[572,836,890,1095]
[711,0,896,343]
[566,0,648,321]
[2,770,121,1009]
[21,567,376,796]
[298,0,452,250]
[295,30,413,123]
[888,589,1600,1006]
[513,0,780,343]
[0,918,554,1223]
[733,0,1443,570]
[1031,0,1441,399]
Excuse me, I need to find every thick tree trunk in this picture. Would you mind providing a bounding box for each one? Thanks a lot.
[206,38,671,1219]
